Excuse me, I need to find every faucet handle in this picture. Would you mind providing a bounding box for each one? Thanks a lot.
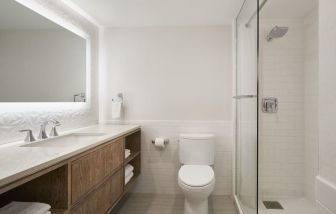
[19,129,36,142]
[49,120,61,137]
[52,120,61,126]
[38,122,49,140]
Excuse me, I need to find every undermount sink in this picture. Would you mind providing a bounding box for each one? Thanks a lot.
[20,132,107,148]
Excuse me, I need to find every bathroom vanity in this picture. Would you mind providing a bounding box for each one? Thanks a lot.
[0,125,141,214]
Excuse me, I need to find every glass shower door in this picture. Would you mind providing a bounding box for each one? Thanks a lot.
[235,0,259,214]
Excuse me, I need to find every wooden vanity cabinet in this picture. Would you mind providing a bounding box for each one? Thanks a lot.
[71,170,123,214]
[71,138,124,204]
[0,129,141,214]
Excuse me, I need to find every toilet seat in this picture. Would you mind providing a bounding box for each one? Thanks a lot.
[178,165,214,187]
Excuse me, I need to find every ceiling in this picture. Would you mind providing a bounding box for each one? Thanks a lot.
[0,0,61,30]
[260,0,318,19]
[70,0,244,27]
[71,0,318,27]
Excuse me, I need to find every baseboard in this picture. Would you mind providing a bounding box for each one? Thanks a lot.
[316,176,336,214]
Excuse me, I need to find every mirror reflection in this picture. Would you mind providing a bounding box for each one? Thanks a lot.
[0,0,87,102]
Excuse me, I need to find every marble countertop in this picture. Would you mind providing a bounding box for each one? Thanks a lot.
[0,124,140,189]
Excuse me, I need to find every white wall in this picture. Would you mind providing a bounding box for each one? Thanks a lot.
[101,26,233,195]
[0,29,86,102]
[101,27,232,121]
[318,0,336,213]
[303,9,319,202]
[0,0,99,145]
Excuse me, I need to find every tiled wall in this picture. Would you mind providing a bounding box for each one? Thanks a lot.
[259,19,305,199]
[303,9,319,202]
[117,120,233,196]
[259,12,318,200]
[318,0,336,212]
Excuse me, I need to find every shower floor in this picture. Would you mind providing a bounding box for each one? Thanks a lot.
[259,198,317,214]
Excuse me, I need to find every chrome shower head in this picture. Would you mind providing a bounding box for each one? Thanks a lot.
[266,26,289,41]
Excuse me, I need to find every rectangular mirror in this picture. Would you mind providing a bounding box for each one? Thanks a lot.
[0,0,87,102]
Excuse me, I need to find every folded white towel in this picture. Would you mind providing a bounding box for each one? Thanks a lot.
[125,172,134,185]
[0,202,51,214]
[125,150,131,158]
[111,101,122,119]
[125,152,131,159]
[125,164,134,177]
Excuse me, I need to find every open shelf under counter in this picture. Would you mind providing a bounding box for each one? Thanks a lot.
[124,130,141,155]
[124,173,140,192]
[124,151,141,165]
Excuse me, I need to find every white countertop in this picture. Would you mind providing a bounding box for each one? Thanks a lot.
[0,124,140,189]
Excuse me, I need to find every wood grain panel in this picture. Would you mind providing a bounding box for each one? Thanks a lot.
[71,139,123,204]
[71,170,123,214]
[0,165,68,209]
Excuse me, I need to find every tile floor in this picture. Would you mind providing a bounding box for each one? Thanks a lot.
[110,193,238,214]
[259,198,317,214]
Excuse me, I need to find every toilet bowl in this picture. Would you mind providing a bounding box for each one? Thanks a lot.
[178,165,215,214]
[178,133,215,214]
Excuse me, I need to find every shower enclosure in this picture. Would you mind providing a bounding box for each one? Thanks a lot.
[235,0,318,213]
[234,0,259,214]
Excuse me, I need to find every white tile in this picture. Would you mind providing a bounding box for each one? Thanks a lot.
[131,120,233,195]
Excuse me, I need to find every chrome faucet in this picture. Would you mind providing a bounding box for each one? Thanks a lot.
[49,120,61,137]
[19,129,36,142]
[38,121,50,140]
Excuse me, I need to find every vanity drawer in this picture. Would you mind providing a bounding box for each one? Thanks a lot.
[71,138,124,204]
[71,169,123,214]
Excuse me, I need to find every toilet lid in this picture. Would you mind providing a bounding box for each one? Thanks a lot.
[179,165,214,187]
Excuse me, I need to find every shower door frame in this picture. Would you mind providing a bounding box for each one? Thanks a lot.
[233,0,260,213]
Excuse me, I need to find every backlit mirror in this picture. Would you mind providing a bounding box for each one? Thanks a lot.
[0,0,87,102]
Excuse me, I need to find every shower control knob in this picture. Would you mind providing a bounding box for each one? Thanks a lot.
[262,97,278,113]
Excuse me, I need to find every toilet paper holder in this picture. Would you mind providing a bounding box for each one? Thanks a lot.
[151,138,169,145]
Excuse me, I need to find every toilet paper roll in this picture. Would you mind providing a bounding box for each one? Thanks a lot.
[154,138,165,148]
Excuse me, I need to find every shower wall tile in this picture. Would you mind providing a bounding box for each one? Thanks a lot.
[259,13,319,201]
[303,9,319,202]
[318,1,336,212]
[259,19,305,199]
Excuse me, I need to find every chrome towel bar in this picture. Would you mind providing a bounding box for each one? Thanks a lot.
[233,95,257,99]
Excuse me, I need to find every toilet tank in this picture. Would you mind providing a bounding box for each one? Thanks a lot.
[179,134,215,165]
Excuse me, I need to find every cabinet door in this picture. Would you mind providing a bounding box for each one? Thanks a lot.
[71,138,123,203]
[71,170,123,214]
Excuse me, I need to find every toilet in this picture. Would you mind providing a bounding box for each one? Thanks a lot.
[178,134,215,214]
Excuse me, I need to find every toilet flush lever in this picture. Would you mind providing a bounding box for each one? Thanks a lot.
[262,97,278,113]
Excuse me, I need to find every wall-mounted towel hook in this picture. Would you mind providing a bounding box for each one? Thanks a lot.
[112,93,123,102]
